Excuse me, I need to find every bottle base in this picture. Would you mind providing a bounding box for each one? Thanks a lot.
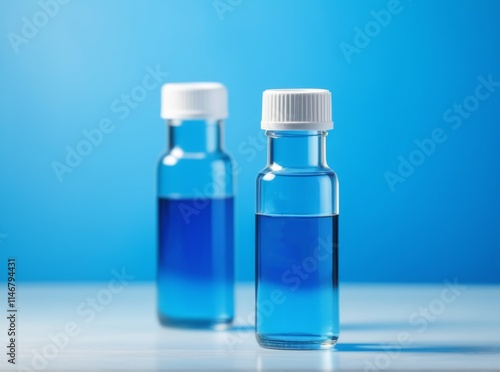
[158,313,233,330]
[256,333,338,350]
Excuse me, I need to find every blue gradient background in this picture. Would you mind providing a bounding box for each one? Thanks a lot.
[0,0,499,283]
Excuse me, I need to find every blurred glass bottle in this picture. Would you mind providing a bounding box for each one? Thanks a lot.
[255,89,339,349]
[157,82,234,329]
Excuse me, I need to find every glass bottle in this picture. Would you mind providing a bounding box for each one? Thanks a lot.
[157,82,234,329]
[255,89,339,349]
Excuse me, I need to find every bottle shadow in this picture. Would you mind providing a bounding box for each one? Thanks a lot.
[341,319,496,332]
[335,343,500,354]
[225,322,500,355]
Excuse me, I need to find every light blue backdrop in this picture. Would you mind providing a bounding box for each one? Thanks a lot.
[1,0,499,283]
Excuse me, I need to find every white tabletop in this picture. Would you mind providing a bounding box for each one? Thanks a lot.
[3,282,500,371]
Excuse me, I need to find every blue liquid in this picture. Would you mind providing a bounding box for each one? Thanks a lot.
[157,197,234,328]
[256,214,339,349]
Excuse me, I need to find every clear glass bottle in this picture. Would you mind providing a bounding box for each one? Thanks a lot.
[157,82,234,329]
[255,89,339,349]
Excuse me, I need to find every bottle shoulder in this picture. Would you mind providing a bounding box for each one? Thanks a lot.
[257,165,337,179]
[158,150,233,168]
[157,150,235,198]
[256,165,338,215]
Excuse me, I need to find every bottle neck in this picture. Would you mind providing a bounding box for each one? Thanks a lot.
[267,130,327,168]
[167,119,223,153]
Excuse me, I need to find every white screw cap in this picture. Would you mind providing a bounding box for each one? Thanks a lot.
[261,89,333,130]
[161,82,228,120]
